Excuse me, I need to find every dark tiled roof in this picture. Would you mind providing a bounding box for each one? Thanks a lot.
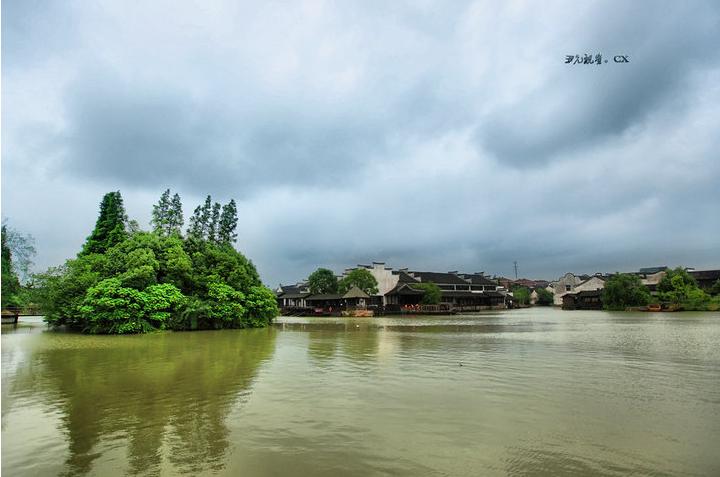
[440,290,479,297]
[393,271,420,284]
[306,294,344,301]
[689,270,720,281]
[342,286,370,299]
[386,283,425,295]
[461,274,498,286]
[410,271,469,285]
[280,292,312,299]
[570,290,602,298]
[639,266,668,274]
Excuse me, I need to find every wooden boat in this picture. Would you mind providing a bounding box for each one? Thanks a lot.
[646,304,661,312]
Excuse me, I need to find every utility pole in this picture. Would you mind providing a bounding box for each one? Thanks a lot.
[513,261,518,280]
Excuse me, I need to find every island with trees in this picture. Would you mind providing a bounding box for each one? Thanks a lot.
[33,190,278,334]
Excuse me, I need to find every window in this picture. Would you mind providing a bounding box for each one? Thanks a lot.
[565,285,571,291]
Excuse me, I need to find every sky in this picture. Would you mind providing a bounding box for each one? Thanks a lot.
[2,0,719,286]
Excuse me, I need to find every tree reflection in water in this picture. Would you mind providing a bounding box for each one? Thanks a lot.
[9,328,276,476]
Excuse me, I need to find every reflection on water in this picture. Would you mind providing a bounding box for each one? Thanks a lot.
[2,321,276,476]
[3,310,720,476]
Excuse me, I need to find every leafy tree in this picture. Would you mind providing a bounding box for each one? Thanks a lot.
[657,267,713,310]
[151,189,172,235]
[658,267,697,296]
[601,273,651,311]
[710,279,720,296]
[512,286,531,306]
[208,202,222,243]
[200,195,213,238]
[187,205,203,239]
[1,224,22,307]
[2,220,36,283]
[307,268,339,294]
[169,193,184,235]
[81,191,127,255]
[411,282,442,304]
[535,288,554,306]
[244,286,280,326]
[218,199,238,244]
[152,190,185,236]
[37,190,277,334]
[338,268,378,295]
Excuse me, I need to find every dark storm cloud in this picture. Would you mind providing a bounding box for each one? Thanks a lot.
[2,0,719,285]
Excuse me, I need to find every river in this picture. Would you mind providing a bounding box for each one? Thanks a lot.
[2,309,719,476]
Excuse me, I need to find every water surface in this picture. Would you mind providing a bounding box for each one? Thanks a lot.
[3,309,720,476]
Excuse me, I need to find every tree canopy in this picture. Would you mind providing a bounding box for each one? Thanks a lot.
[657,267,717,311]
[601,273,651,311]
[1,224,22,307]
[37,191,277,333]
[187,195,238,245]
[411,282,442,304]
[511,286,530,306]
[81,191,128,255]
[535,287,554,306]
[338,268,378,295]
[307,268,338,294]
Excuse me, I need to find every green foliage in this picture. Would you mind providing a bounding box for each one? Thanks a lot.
[338,268,379,295]
[37,190,276,334]
[186,195,238,245]
[658,267,714,310]
[512,286,531,306]
[535,287,554,306]
[710,279,720,296]
[601,273,651,310]
[307,267,339,294]
[218,199,238,244]
[2,220,36,283]
[151,189,185,236]
[81,191,128,255]
[244,286,280,326]
[1,224,22,307]
[411,282,442,304]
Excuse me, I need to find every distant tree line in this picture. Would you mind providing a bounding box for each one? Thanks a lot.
[602,268,720,311]
[35,190,278,333]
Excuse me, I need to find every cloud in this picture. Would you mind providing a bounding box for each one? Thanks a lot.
[2,0,719,285]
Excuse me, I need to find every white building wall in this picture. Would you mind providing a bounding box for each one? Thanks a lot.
[345,262,399,305]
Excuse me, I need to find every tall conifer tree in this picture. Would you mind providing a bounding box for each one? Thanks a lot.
[151,189,171,235]
[81,191,127,255]
[218,199,238,244]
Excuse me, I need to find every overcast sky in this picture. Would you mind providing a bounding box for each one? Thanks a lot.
[2,0,719,286]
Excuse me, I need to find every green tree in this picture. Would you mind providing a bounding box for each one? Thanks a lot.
[81,191,127,255]
[512,286,531,306]
[37,190,276,334]
[200,195,213,238]
[169,193,184,235]
[218,199,238,244]
[307,267,338,294]
[710,279,720,296]
[338,268,378,295]
[601,273,651,311]
[658,267,697,296]
[208,202,222,243]
[411,282,442,304]
[2,220,37,283]
[1,224,22,307]
[658,267,712,310]
[187,205,203,239]
[535,287,554,306]
[151,189,172,235]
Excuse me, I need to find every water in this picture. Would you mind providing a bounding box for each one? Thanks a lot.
[2,309,720,476]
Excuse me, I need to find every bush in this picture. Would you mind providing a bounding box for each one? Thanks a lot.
[602,274,650,311]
